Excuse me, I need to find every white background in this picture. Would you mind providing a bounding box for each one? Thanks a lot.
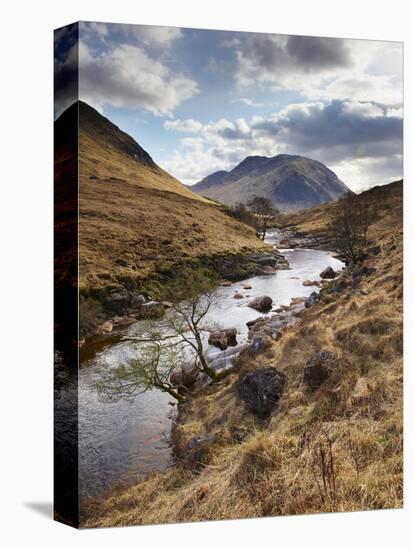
[0,0,411,547]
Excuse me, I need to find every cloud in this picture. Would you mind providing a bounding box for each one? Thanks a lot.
[164,118,203,133]
[161,99,402,192]
[237,98,264,107]
[230,33,351,88]
[81,22,182,47]
[77,41,198,115]
[285,35,351,69]
[226,33,402,106]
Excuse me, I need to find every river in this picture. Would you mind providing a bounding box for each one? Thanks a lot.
[78,230,344,501]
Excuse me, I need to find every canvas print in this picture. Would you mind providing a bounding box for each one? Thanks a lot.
[54,22,403,528]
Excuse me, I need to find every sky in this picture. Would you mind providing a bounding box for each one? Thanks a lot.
[55,22,403,192]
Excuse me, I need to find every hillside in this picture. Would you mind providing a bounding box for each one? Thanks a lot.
[83,180,403,527]
[56,102,271,297]
[192,154,351,212]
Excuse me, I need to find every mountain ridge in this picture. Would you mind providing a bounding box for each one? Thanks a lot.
[191,153,351,211]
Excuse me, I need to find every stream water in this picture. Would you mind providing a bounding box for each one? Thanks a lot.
[78,230,344,501]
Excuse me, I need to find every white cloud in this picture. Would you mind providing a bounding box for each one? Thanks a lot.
[164,118,203,133]
[78,42,199,115]
[238,98,264,107]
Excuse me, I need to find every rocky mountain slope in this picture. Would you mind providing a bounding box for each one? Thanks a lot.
[192,154,351,211]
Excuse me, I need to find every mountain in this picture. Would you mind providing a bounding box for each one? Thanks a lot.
[191,154,351,212]
[55,101,269,298]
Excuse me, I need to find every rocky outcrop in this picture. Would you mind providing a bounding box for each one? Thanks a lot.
[248,295,273,312]
[208,328,238,350]
[237,367,286,418]
[303,351,336,390]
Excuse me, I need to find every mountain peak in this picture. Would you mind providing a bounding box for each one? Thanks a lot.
[191,154,351,212]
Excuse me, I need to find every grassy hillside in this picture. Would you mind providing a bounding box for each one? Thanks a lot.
[76,102,269,294]
[82,180,402,527]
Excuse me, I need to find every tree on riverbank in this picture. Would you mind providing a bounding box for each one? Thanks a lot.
[247,196,279,240]
[328,192,380,262]
[95,269,221,403]
[96,339,185,402]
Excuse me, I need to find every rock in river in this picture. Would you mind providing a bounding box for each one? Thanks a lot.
[208,328,238,350]
[237,366,286,418]
[320,266,337,279]
[248,295,273,312]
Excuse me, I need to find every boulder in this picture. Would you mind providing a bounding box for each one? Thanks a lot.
[170,362,199,389]
[248,295,273,312]
[130,293,146,308]
[233,292,243,299]
[237,366,286,418]
[99,320,113,334]
[303,279,320,287]
[303,351,336,390]
[249,334,272,354]
[246,316,265,328]
[242,283,252,289]
[320,266,337,279]
[104,289,129,313]
[114,315,136,327]
[208,328,238,350]
[305,291,320,308]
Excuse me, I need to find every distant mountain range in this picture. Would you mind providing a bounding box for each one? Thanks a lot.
[191,154,351,211]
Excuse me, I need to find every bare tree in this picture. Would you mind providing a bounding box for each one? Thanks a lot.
[328,192,379,263]
[95,269,222,404]
[247,196,279,240]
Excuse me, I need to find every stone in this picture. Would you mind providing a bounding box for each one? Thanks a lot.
[220,280,232,287]
[170,362,199,389]
[130,293,146,307]
[208,328,238,350]
[233,292,243,299]
[249,334,272,354]
[303,351,336,390]
[248,295,273,312]
[305,291,320,308]
[303,279,320,287]
[242,283,252,289]
[320,266,337,279]
[114,316,136,327]
[237,367,286,418]
[246,316,265,328]
[99,320,113,333]
[104,289,129,313]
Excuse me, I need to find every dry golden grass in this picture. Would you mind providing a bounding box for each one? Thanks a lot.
[82,181,403,528]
